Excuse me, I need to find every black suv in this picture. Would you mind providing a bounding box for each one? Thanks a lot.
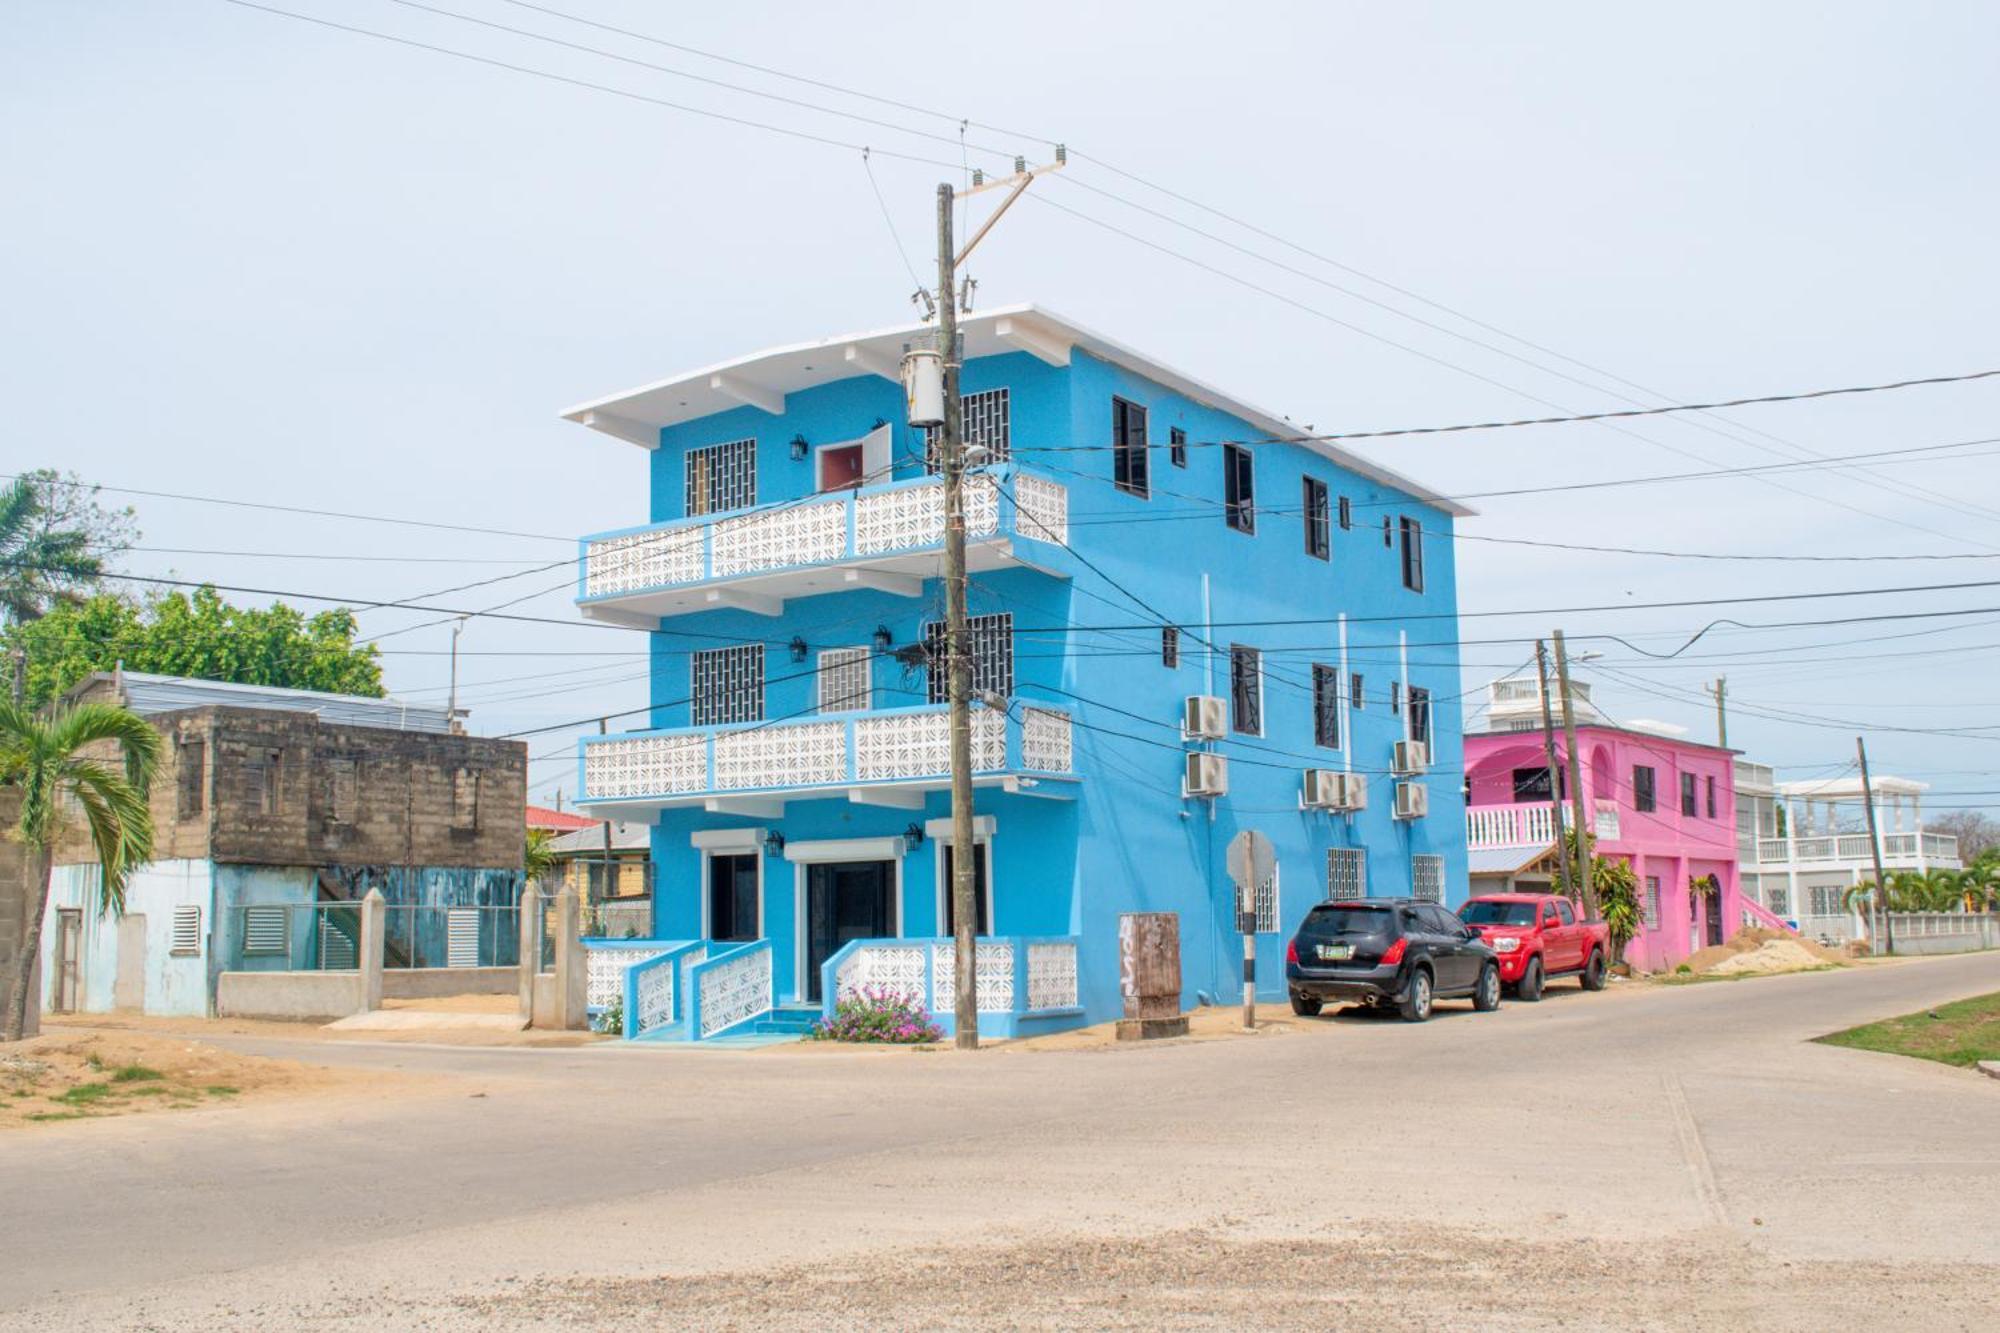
[1285,897,1501,1022]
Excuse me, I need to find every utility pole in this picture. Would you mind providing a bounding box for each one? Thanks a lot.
[1552,630,1598,918]
[446,616,468,734]
[1856,736,1893,956]
[1706,676,1729,748]
[9,645,23,706]
[937,181,980,1051]
[1533,641,1572,893]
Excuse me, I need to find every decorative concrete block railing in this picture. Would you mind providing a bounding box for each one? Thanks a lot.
[579,703,1073,804]
[587,939,707,1038]
[819,935,1084,1039]
[686,940,776,1039]
[578,465,1068,603]
[1737,898,1796,935]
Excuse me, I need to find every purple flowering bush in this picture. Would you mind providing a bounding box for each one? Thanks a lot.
[809,986,943,1044]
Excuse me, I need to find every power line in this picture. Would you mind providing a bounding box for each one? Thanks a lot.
[1451,531,2000,564]
[216,0,966,170]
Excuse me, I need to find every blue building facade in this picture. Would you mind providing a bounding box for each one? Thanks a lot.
[569,305,1469,1038]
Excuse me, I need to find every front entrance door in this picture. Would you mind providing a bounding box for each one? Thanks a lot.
[53,909,82,1013]
[1703,879,1725,946]
[804,861,894,1002]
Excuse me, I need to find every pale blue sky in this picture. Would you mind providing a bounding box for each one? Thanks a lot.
[5,1,1998,810]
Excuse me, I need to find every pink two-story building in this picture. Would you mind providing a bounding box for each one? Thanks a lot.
[1462,676,1742,972]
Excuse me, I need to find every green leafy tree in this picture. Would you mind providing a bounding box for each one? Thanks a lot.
[525,827,560,888]
[4,587,383,705]
[1550,828,1640,958]
[0,470,137,625]
[2,698,161,1041]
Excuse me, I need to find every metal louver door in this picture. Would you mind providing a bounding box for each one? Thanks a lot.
[446,908,481,968]
[319,915,357,970]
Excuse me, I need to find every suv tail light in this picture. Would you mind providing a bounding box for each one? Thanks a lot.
[1285,938,1299,965]
[1379,937,1408,966]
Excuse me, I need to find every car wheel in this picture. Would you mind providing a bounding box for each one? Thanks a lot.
[1290,992,1323,1017]
[1518,957,1544,1003]
[1473,962,1501,1012]
[1398,969,1433,1023]
[1581,949,1607,992]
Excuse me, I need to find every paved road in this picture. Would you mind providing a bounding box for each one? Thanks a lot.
[5,953,1999,1329]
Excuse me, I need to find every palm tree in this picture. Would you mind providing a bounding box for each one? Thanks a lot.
[1,698,160,1041]
[525,827,560,888]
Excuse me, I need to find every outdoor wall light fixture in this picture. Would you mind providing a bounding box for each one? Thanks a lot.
[788,636,808,663]
[871,625,894,652]
[763,830,786,857]
[903,823,926,850]
[789,434,810,461]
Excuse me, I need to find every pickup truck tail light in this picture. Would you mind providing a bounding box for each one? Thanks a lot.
[1379,937,1407,966]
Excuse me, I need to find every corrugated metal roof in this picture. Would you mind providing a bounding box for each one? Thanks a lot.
[1469,845,1555,875]
[103,671,454,734]
[547,820,650,855]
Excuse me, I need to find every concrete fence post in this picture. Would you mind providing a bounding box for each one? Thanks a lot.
[359,889,386,1014]
[554,886,586,1030]
[518,882,542,1023]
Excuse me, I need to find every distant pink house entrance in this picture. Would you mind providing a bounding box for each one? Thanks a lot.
[1463,720,1741,972]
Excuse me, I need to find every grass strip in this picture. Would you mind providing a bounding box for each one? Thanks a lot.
[1817,991,2000,1068]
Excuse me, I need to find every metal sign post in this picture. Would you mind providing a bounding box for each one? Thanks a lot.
[1226,831,1275,1031]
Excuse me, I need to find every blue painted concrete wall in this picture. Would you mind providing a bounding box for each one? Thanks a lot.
[632,341,1466,1022]
[44,860,213,1017]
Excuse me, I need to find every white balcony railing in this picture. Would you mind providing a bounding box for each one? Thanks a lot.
[1755,831,1961,867]
[579,703,1074,807]
[578,466,1068,609]
[1465,799,1623,850]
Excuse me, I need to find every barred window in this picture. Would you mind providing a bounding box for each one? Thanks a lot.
[1169,426,1188,469]
[1252,864,1280,934]
[1327,847,1366,901]
[924,389,1012,471]
[1161,626,1179,669]
[1400,516,1425,592]
[685,438,757,516]
[1223,443,1255,534]
[1763,883,1791,917]
[1411,854,1445,904]
[1312,664,1340,749]
[691,644,766,725]
[1408,686,1432,749]
[1809,885,1847,917]
[816,647,872,713]
[923,613,1014,704]
[1229,644,1262,736]
[1645,875,1662,926]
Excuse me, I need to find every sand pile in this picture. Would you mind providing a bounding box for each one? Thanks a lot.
[1683,927,1846,977]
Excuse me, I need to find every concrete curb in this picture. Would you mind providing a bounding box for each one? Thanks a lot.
[1978,1060,2000,1081]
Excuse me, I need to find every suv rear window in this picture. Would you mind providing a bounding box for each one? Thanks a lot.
[1300,905,1393,937]
[1461,900,1538,927]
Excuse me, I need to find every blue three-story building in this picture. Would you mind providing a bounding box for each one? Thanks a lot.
[567,304,1469,1040]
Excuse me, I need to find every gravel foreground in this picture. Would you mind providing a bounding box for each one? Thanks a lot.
[274,1226,1991,1332]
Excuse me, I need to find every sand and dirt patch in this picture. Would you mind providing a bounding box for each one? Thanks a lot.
[0,1028,369,1129]
[1676,927,1847,979]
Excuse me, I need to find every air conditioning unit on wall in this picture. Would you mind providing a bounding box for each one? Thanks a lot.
[1301,769,1366,811]
[1394,780,1429,820]
[1392,739,1430,776]
[1182,695,1226,741]
[1184,751,1229,798]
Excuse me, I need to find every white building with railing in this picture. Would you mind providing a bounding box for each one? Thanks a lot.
[1737,766,1960,940]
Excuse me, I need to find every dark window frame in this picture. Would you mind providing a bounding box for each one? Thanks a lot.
[1229,644,1263,736]
[1338,495,1352,530]
[1705,774,1717,819]
[1633,765,1657,813]
[1302,476,1330,560]
[1680,771,1699,817]
[1350,672,1365,710]
[1311,663,1341,749]
[1161,626,1179,669]
[708,852,759,942]
[1408,685,1432,748]
[1169,426,1188,469]
[1223,443,1255,534]
[1112,396,1150,499]
[1399,516,1425,592]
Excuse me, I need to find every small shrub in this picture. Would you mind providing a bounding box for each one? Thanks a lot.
[593,998,625,1035]
[809,987,943,1044]
[55,1082,112,1106]
[1675,963,1693,975]
[204,1085,240,1097]
[111,1064,163,1083]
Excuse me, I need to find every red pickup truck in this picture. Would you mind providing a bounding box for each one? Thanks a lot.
[1457,893,1609,1001]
